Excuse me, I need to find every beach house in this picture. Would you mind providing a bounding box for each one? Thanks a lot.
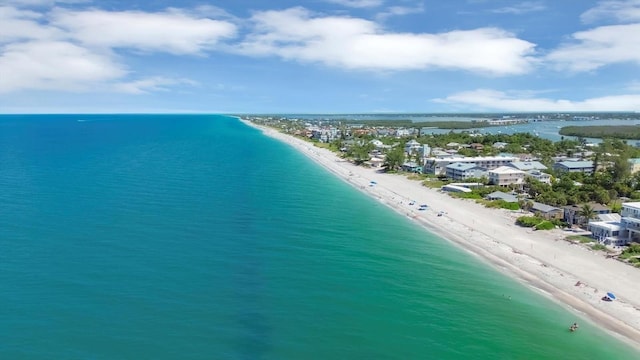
[488,166,525,187]
[445,163,486,181]
[485,191,518,203]
[589,202,640,246]
[619,202,640,244]
[563,203,611,226]
[530,202,564,220]
[404,139,422,155]
[553,160,594,175]
[525,170,552,184]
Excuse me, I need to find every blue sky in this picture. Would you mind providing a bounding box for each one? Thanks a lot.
[1,0,640,113]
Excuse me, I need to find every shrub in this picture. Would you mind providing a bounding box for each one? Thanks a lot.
[619,243,640,260]
[516,216,544,227]
[498,201,520,211]
[591,243,607,251]
[451,192,483,200]
[535,221,555,230]
[566,235,594,243]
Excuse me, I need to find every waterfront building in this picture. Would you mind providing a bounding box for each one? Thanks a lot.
[445,163,486,181]
[525,170,552,184]
[488,166,525,187]
[485,191,518,203]
[589,202,640,246]
[564,203,611,225]
[508,161,547,171]
[553,160,594,175]
[424,155,517,176]
[530,202,564,220]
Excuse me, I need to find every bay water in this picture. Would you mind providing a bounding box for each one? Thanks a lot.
[0,114,637,359]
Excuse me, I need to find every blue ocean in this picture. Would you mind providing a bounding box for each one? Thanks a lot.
[0,114,637,359]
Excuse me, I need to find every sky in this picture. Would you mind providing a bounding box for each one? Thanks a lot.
[1,0,640,114]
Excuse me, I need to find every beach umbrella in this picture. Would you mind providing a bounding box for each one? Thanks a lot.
[607,292,616,300]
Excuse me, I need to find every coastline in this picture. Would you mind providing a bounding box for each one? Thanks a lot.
[238,118,640,349]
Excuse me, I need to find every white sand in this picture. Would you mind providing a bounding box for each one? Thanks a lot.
[241,119,640,348]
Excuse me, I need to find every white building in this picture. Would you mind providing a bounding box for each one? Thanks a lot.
[424,155,517,176]
[508,161,547,171]
[404,139,422,155]
[525,170,552,184]
[488,166,525,187]
[591,202,640,246]
[445,162,486,181]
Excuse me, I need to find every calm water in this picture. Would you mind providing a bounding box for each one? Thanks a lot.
[0,114,637,359]
[424,118,640,143]
[292,113,640,142]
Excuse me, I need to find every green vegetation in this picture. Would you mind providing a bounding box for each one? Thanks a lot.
[422,179,448,189]
[516,216,545,227]
[535,220,555,230]
[516,216,558,230]
[591,243,608,251]
[566,235,594,244]
[450,192,483,200]
[345,141,374,165]
[384,146,405,171]
[486,200,520,210]
[619,243,640,265]
[406,173,430,181]
[560,125,640,139]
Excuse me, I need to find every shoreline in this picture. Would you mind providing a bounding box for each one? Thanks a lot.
[238,118,640,350]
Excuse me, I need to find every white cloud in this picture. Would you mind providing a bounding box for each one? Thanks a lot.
[50,8,237,55]
[0,6,61,42]
[4,0,89,6]
[0,5,237,93]
[236,7,536,75]
[490,1,546,14]
[376,4,424,20]
[546,23,640,71]
[434,89,640,111]
[581,0,640,24]
[0,41,125,93]
[325,0,383,8]
[113,77,197,94]
[627,80,640,91]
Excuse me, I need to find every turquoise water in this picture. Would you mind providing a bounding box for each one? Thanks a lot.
[0,114,637,359]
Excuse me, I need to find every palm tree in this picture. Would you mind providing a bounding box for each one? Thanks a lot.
[578,204,597,228]
[384,146,405,172]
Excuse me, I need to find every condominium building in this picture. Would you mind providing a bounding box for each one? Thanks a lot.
[424,155,517,176]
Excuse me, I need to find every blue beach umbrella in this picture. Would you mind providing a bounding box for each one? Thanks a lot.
[607,292,616,300]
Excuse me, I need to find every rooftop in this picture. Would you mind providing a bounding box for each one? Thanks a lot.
[508,161,548,171]
[555,160,594,169]
[489,166,525,174]
[446,162,480,171]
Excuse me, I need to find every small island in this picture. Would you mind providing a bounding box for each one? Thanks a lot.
[560,125,640,139]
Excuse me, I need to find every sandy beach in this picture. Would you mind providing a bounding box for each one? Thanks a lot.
[240,119,640,348]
